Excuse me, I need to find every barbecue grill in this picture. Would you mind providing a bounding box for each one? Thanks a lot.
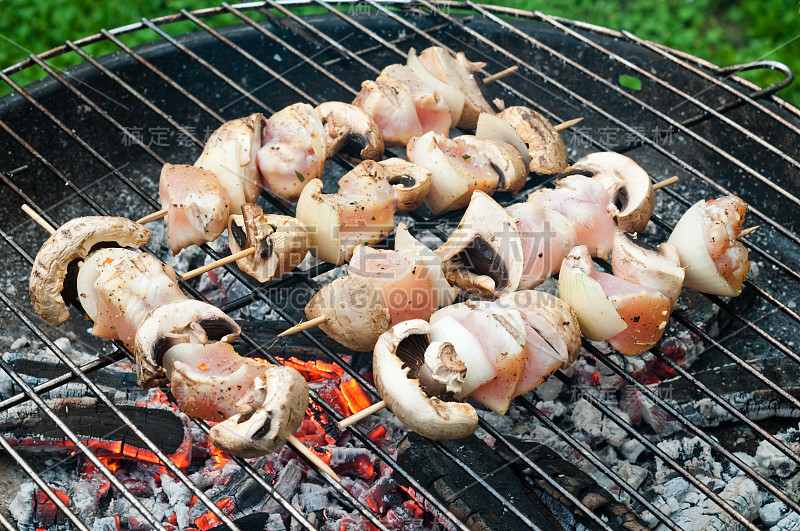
[1,1,799,529]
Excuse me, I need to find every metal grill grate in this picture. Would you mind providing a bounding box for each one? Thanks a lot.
[1,2,799,529]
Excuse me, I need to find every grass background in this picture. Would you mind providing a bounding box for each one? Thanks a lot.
[0,0,798,106]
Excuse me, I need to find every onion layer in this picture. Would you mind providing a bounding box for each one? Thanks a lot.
[558,247,627,341]
[667,200,743,296]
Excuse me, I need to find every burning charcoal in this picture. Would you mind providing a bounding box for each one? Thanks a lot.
[755,439,798,478]
[161,474,192,529]
[703,476,762,522]
[619,439,647,463]
[94,516,120,531]
[533,375,563,401]
[324,446,376,479]
[296,483,330,513]
[655,437,723,484]
[760,501,788,528]
[262,459,303,514]
[0,397,191,463]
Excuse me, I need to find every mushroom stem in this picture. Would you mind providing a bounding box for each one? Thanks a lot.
[22,205,55,234]
[136,209,167,224]
[287,434,341,483]
[483,65,518,83]
[653,176,679,191]
[337,400,387,430]
[180,247,255,281]
[277,315,329,338]
[553,117,584,132]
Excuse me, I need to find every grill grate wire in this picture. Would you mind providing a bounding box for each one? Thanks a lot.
[0,2,798,529]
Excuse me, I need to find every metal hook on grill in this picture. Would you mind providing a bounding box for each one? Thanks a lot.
[678,59,794,128]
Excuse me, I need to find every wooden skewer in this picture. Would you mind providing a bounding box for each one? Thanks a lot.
[553,117,584,132]
[338,400,387,430]
[137,209,167,224]
[21,205,341,484]
[22,205,57,234]
[740,225,760,238]
[287,435,341,483]
[180,247,255,281]
[483,65,519,84]
[278,315,329,338]
[653,176,679,191]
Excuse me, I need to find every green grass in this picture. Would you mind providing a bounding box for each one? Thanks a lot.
[0,1,798,106]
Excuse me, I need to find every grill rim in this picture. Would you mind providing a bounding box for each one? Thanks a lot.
[0,2,798,529]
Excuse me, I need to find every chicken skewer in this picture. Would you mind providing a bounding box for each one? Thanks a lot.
[342,193,756,432]
[277,167,679,341]
[136,116,579,227]
[25,211,340,481]
[342,290,581,436]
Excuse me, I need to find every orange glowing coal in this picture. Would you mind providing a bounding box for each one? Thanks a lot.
[277,356,344,382]
[341,378,372,414]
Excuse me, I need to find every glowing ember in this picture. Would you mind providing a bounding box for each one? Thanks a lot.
[341,378,373,414]
[34,488,70,525]
[277,356,344,382]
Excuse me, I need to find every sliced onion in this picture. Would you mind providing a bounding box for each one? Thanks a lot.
[476,112,531,168]
[395,223,458,307]
[430,315,495,398]
[408,132,469,214]
[558,255,627,341]
[296,179,343,265]
[667,200,740,296]
[408,48,465,126]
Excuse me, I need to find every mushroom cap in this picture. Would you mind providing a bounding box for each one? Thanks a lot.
[377,158,432,214]
[305,274,390,352]
[316,101,384,161]
[436,191,523,298]
[499,290,582,369]
[454,136,527,194]
[29,216,150,327]
[373,319,478,440]
[611,232,684,307]
[208,364,309,458]
[497,106,568,174]
[228,206,309,283]
[572,152,654,233]
[134,299,241,388]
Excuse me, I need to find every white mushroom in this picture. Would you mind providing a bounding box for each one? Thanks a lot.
[373,319,478,440]
[572,152,654,233]
[134,299,241,388]
[304,274,390,352]
[377,158,432,214]
[209,364,309,458]
[498,106,568,175]
[315,101,384,161]
[228,204,309,283]
[612,232,685,307]
[29,216,150,327]
[195,113,265,214]
[436,191,523,298]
